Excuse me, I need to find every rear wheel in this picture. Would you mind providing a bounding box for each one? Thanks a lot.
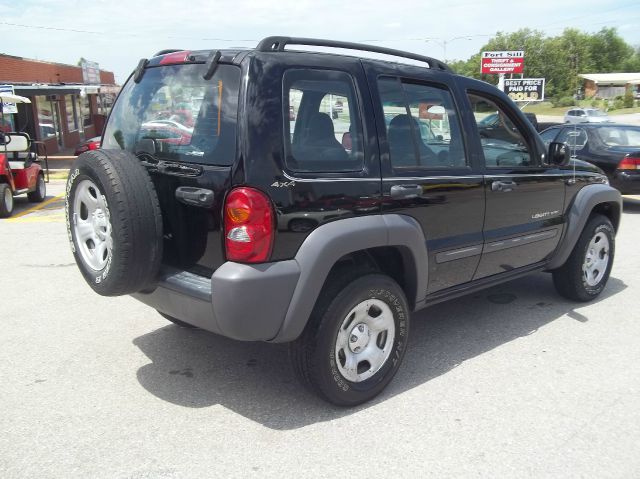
[27,173,46,202]
[290,270,410,406]
[66,150,163,296]
[0,183,13,218]
[553,214,615,301]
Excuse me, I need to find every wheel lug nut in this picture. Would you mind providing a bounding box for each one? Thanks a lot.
[354,347,360,353]
[350,335,358,343]
[358,324,365,332]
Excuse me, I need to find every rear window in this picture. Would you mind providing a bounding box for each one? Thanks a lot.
[594,126,640,146]
[103,63,240,166]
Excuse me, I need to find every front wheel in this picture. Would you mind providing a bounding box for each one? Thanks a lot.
[290,272,410,406]
[0,183,14,218]
[553,214,615,302]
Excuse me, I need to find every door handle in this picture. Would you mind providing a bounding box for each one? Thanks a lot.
[491,180,517,192]
[175,187,214,207]
[390,184,422,199]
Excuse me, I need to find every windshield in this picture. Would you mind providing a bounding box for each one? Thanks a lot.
[595,126,640,146]
[103,63,240,165]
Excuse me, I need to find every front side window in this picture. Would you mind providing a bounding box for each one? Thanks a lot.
[377,77,465,170]
[539,127,561,147]
[103,63,240,166]
[468,93,533,168]
[284,69,364,172]
[557,127,587,150]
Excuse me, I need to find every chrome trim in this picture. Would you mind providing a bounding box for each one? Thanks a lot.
[435,245,483,264]
[484,228,558,253]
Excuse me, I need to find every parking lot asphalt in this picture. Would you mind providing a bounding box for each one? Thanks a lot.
[2,179,640,478]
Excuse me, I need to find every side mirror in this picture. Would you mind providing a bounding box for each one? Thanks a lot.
[549,141,569,166]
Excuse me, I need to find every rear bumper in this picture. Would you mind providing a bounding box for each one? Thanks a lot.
[132,261,300,341]
[611,170,640,195]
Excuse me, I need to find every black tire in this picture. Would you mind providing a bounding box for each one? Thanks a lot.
[65,149,163,296]
[0,183,14,218]
[553,214,615,302]
[158,311,198,329]
[290,269,410,406]
[27,173,46,202]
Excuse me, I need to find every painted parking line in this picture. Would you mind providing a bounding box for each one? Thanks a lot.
[7,192,65,222]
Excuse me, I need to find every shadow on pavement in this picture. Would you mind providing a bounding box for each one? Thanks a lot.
[133,272,626,429]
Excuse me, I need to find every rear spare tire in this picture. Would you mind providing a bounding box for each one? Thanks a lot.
[65,149,163,296]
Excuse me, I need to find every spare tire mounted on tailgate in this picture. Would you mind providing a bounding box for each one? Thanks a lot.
[65,149,163,296]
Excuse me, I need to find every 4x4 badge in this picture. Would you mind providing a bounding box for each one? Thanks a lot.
[271,180,296,188]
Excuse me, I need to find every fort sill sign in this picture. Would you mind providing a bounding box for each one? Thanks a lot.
[481,51,524,74]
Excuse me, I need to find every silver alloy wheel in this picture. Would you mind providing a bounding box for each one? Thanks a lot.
[335,298,395,383]
[4,186,13,212]
[72,179,113,271]
[582,231,610,287]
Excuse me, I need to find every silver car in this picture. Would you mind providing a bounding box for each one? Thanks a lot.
[564,108,611,124]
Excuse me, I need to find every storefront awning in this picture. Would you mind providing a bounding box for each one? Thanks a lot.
[13,85,82,96]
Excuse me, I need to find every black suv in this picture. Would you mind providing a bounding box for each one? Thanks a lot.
[66,37,622,406]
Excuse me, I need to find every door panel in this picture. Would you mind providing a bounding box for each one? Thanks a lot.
[464,91,566,279]
[364,62,485,295]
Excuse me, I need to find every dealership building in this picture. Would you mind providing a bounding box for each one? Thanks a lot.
[0,53,119,154]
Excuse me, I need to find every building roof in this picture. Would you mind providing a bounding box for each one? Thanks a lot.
[579,73,640,84]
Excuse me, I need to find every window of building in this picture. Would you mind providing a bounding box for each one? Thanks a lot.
[36,95,60,141]
[284,69,364,173]
[467,93,533,168]
[65,95,78,131]
[377,77,466,170]
[82,94,92,127]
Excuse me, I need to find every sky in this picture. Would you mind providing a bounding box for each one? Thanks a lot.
[1,0,639,84]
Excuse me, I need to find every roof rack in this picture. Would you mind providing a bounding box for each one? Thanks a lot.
[256,36,451,72]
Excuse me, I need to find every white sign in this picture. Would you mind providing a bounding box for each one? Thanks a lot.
[481,51,524,58]
[0,85,18,114]
[504,78,546,102]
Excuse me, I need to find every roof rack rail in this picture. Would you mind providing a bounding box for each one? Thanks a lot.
[153,49,185,57]
[256,36,451,72]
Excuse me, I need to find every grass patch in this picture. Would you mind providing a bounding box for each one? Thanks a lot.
[47,170,69,180]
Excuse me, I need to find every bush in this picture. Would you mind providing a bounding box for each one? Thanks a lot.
[624,87,634,108]
[612,99,625,110]
[552,96,576,107]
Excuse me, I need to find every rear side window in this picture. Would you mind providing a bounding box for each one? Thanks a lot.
[284,69,364,172]
[103,64,240,166]
[377,77,466,170]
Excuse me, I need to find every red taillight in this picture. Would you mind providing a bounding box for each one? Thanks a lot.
[618,156,640,170]
[88,141,99,151]
[224,187,274,263]
[159,50,192,65]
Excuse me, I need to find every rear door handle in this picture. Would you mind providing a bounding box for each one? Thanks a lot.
[491,180,517,192]
[390,184,422,199]
[175,187,214,207]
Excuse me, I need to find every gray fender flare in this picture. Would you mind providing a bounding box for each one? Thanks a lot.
[547,183,621,270]
[272,214,428,342]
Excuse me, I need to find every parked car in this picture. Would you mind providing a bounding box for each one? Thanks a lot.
[564,108,611,124]
[65,37,621,406]
[74,136,101,155]
[540,123,640,194]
